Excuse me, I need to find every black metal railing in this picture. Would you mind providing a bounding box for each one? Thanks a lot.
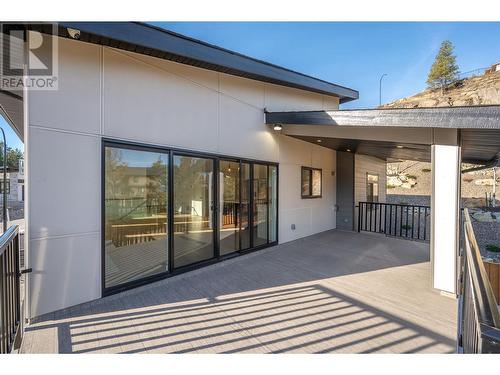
[457,208,500,353]
[357,202,431,241]
[0,225,22,354]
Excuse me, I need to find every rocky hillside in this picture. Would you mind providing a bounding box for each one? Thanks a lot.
[381,68,500,108]
[387,160,499,205]
[387,161,500,260]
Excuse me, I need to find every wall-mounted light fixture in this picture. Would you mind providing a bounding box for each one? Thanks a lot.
[273,124,283,131]
[67,28,81,40]
[346,148,351,152]
[316,139,322,143]
[396,145,404,149]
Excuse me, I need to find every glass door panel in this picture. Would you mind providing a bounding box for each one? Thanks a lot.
[253,164,268,247]
[173,154,215,268]
[268,165,278,243]
[219,160,240,256]
[104,146,168,289]
[240,163,251,250]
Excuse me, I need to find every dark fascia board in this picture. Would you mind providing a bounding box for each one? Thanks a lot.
[45,22,358,103]
[265,105,500,129]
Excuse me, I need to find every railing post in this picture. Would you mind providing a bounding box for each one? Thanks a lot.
[389,204,393,235]
[357,203,361,232]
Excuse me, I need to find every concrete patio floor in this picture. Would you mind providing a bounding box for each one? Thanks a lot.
[20,229,457,353]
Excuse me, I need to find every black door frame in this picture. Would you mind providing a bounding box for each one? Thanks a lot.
[101,138,279,296]
[218,157,244,258]
[171,151,218,270]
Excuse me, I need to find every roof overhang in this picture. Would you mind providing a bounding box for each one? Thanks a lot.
[0,89,23,140]
[265,106,500,165]
[28,22,358,104]
[265,106,500,129]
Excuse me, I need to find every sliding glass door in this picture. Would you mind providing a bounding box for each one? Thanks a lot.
[219,160,240,255]
[173,154,215,268]
[103,140,278,293]
[104,146,168,289]
[240,162,251,250]
[219,160,253,255]
[253,164,269,247]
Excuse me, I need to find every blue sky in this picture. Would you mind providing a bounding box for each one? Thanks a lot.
[154,22,500,107]
[0,118,22,151]
[3,22,500,152]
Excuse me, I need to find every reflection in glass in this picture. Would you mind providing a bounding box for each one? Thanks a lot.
[173,155,214,268]
[219,160,240,255]
[240,163,251,250]
[253,164,268,247]
[104,147,168,289]
[269,165,278,243]
[301,168,310,196]
[312,169,322,196]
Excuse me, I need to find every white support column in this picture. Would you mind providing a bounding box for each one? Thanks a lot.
[431,129,461,295]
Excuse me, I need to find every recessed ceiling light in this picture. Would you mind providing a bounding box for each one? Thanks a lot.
[346,149,351,152]
[316,139,322,143]
[396,145,404,149]
[273,124,283,131]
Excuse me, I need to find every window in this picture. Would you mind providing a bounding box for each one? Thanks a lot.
[0,180,10,195]
[366,173,379,202]
[301,167,322,198]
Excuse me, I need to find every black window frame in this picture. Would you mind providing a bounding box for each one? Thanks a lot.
[301,166,322,199]
[102,138,279,296]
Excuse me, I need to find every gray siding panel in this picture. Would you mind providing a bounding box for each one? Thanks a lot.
[336,151,354,231]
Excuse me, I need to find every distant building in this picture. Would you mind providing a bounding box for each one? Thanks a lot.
[0,159,25,202]
[485,62,500,74]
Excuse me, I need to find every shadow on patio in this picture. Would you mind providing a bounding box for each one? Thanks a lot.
[20,230,457,353]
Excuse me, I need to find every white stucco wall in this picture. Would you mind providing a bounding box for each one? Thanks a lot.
[26,37,339,317]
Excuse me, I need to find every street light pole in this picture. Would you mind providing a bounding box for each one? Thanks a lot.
[379,73,388,107]
[0,127,6,233]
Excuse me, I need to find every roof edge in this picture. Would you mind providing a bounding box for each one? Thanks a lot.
[265,106,500,129]
[43,22,358,102]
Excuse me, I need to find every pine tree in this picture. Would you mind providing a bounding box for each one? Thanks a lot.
[426,40,459,92]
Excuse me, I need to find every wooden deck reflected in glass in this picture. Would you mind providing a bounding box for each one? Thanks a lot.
[104,146,168,288]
